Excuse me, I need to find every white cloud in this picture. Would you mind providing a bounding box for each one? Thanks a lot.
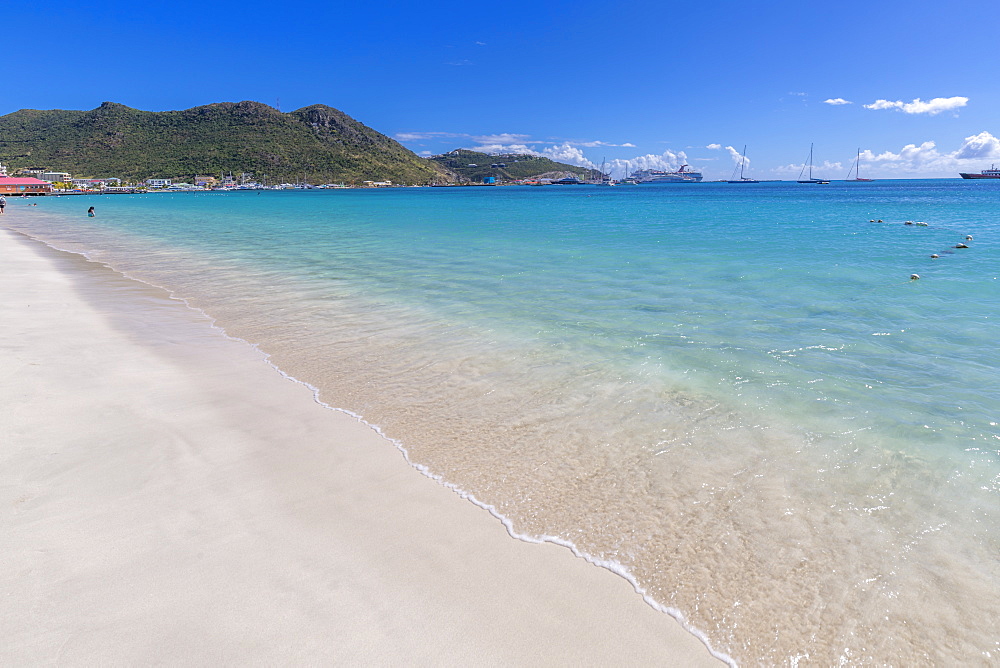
[708,144,754,172]
[954,131,1000,159]
[540,143,597,168]
[866,132,1000,171]
[774,131,1000,177]
[862,141,946,173]
[726,145,747,167]
[472,133,531,145]
[395,131,465,142]
[863,96,968,115]
[470,143,536,155]
[554,139,637,149]
[398,126,637,158]
[773,159,844,176]
[823,98,852,105]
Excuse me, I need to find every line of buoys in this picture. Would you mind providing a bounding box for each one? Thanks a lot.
[869,218,928,226]
[868,219,978,280]
[923,235,977,273]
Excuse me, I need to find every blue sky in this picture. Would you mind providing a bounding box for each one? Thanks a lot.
[5,1,998,179]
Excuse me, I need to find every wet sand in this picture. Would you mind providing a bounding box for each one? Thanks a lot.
[0,227,722,665]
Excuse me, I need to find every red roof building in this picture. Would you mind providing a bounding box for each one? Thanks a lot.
[0,177,54,195]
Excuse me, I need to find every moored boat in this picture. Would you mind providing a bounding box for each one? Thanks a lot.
[633,164,703,183]
[959,165,1000,179]
[846,148,874,182]
[727,145,759,183]
[797,143,829,184]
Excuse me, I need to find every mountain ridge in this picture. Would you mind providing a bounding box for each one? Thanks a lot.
[0,101,454,185]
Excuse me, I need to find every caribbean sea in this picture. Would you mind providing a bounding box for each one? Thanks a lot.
[8,180,998,664]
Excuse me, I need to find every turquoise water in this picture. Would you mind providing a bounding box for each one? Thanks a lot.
[7,181,999,664]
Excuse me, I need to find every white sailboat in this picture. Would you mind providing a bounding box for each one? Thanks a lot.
[595,157,614,185]
[727,145,759,183]
[846,148,874,182]
[797,143,829,184]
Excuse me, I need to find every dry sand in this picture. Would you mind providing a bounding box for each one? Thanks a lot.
[0,227,722,665]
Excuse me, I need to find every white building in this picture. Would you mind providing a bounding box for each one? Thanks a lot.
[38,172,72,182]
[71,178,121,188]
[145,178,172,188]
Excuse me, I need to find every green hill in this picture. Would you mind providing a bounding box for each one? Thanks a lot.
[0,101,454,185]
[429,149,594,183]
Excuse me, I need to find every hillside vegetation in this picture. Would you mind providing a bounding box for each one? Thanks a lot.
[429,149,592,182]
[0,101,454,185]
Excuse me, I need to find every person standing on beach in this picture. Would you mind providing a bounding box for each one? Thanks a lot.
[87,206,95,217]
[0,195,6,214]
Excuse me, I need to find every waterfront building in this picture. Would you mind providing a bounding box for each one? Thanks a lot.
[71,178,121,189]
[0,175,54,195]
[38,171,72,182]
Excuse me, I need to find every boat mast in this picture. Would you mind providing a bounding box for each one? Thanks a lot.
[808,143,814,180]
[740,145,747,180]
[848,148,860,180]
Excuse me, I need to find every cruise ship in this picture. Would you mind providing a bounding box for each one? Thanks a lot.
[959,165,1000,179]
[632,165,703,183]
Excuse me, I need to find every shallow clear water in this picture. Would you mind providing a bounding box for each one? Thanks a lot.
[8,181,999,664]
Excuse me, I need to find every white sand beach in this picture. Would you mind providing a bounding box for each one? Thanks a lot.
[1,226,721,665]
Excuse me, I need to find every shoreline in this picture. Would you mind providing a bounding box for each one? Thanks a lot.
[0,225,723,665]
